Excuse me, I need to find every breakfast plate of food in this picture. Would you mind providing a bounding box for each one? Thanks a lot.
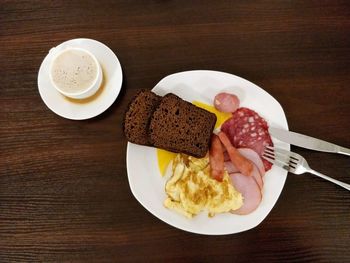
[125,70,289,235]
[38,38,123,120]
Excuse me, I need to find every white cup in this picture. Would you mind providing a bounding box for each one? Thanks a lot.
[49,47,102,99]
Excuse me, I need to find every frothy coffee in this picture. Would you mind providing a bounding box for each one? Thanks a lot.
[51,49,98,94]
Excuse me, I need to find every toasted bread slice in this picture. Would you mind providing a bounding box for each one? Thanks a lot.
[123,90,161,146]
[149,93,217,158]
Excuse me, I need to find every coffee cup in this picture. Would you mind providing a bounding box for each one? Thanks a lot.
[49,47,102,99]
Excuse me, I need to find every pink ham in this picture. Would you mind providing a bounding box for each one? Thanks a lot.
[214,92,240,113]
[229,173,262,215]
[224,161,239,174]
[250,164,263,189]
[225,150,263,188]
[238,148,265,177]
[224,155,263,189]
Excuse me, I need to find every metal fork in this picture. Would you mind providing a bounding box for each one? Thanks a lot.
[263,146,350,191]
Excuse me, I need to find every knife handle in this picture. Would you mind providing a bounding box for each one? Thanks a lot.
[338,146,350,157]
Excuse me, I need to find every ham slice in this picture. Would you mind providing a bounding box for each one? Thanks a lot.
[224,150,263,189]
[229,173,262,215]
[214,92,240,113]
[238,148,265,177]
[224,161,239,174]
[250,164,263,189]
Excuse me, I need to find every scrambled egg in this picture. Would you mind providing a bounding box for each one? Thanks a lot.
[164,154,243,218]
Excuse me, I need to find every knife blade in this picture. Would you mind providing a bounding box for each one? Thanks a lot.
[269,127,350,156]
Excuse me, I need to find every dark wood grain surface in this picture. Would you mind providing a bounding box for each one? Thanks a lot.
[1,1,350,262]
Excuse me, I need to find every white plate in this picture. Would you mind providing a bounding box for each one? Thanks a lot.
[38,38,123,120]
[127,70,289,235]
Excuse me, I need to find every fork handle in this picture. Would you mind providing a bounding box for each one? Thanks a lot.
[309,169,350,191]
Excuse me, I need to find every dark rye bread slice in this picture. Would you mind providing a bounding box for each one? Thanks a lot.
[123,90,161,146]
[149,93,217,158]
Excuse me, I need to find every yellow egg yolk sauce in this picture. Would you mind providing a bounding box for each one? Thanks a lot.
[157,101,232,176]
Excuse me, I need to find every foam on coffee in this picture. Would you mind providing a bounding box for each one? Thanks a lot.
[51,48,98,94]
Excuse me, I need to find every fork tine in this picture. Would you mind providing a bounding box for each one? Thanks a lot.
[264,146,301,172]
[266,146,288,155]
[264,147,275,155]
[264,145,300,161]
[262,155,291,171]
[265,145,274,151]
[266,147,350,190]
[266,146,299,161]
[266,145,286,154]
[263,146,291,164]
[263,151,275,159]
[261,154,275,164]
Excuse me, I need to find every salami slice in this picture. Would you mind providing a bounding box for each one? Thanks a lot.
[221,107,273,171]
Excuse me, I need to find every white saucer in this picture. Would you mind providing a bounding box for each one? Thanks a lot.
[38,38,123,120]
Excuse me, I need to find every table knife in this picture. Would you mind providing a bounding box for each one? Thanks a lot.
[269,127,350,156]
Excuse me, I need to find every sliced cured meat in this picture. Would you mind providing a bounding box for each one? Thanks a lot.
[224,161,239,174]
[237,148,265,177]
[221,107,273,171]
[250,164,263,189]
[222,108,268,141]
[224,153,262,188]
[209,134,224,182]
[223,151,230,162]
[224,150,264,187]
[214,92,240,113]
[217,132,253,177]
[229,173,262,215]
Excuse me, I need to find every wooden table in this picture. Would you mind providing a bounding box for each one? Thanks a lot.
[1,1,350,262]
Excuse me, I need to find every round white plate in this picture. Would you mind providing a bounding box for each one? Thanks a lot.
[126,70,289,235]
[38,38,123,120]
